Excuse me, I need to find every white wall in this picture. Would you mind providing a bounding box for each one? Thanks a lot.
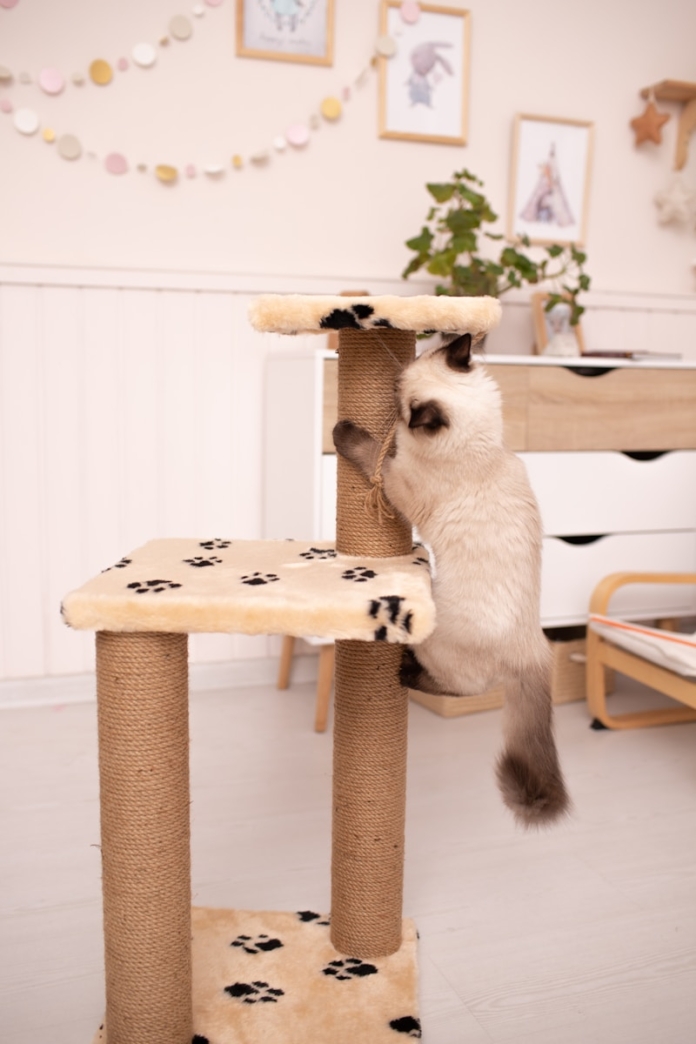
[1,0,695,294]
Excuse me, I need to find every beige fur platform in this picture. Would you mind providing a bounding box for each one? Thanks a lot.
[92,909,419,1044]
[248,293,501,341]
[62,538,435,643]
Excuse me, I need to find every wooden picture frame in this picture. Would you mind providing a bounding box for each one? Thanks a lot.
[531,292,586,357]
[378,2,470,145]
[508,114,594,245]
[236,0,334,66]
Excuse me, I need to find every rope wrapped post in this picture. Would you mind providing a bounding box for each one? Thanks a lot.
[331,327,415,958]
[96,631,192,1044]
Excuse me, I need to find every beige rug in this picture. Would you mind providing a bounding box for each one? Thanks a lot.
[92,907,420,1043]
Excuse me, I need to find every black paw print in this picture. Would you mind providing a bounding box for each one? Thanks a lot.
[126,579,182,594]
[231,934,283,954]
[342,567,377,583]
[390,1015,422,1037]
[323,958,378,981]
[369,595,412,641]
[199,539,231,550]
[224,981,284,1004]
[184,556,223,568]
[297,910,330,926]
[299,547,338,560]
[102,557,132,572]
[241,572,280,586]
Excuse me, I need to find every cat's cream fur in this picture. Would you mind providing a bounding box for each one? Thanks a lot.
[333,334,570,828]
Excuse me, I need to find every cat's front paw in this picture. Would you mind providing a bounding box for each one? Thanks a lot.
[332,419,373,464]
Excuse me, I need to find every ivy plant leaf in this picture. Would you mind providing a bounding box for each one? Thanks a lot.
[405,227,434,253]
[427,251,457,277]
[450,232,478,254]
[426,183,456,203]
[445,209,480,234]
[546,244,564,258]
[401,256,426,279]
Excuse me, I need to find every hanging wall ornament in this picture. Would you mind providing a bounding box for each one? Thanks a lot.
[630,88,670,145]
[654,176,696,226]
[400,1,421,25]
[13,107,39,134]
[89,59,113,86]
[38,68,65,95]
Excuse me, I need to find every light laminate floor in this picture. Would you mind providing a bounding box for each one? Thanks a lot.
[2,675,696,1043]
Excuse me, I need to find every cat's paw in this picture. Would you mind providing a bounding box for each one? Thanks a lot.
[332,420,373,463]
[399,648,450,694]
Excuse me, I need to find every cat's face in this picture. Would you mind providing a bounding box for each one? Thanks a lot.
[396,334,503,452]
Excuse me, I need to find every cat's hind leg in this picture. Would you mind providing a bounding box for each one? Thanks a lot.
[399,647,452,695]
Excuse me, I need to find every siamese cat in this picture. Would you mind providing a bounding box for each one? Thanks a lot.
[333,333,570,828]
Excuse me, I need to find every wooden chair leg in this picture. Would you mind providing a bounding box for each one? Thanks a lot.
[586,628,610,727]
[277,635,295,690]
[314,642,335,733]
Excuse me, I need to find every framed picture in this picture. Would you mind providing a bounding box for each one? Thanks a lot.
[508,114,594,245]
[531,293,586,357]
[378,2,471,145]
[236,0,334,66]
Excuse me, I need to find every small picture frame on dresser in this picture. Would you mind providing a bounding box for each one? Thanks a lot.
[532,292,586,357]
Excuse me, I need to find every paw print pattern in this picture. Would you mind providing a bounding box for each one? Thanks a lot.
[323,957,378,981]
[193,1037,210,1044]
[390,1016,422,1037]
[199,539,231,550]
[297,910,330,926]
[369,596,413,641]
[126,579,182,594]
[342,567,378,583]
[231,933,283,954]
[184,556,223,568]
[241,572,280,586]
[299,547,338,560]
[224,981,285,1004]
[102,557,132,572]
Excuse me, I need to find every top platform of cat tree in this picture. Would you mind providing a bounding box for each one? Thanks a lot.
[248,294,501,340]
[61,538,435,643]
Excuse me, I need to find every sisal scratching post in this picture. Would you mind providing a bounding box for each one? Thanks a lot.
[96,631,192,1044]
[331,327,415,958]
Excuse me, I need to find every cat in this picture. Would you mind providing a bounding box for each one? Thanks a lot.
[333,332,570,829]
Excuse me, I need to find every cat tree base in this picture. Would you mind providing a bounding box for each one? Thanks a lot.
[92,909,419,1044]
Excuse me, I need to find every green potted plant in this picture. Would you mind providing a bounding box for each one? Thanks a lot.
[402,167,590,328]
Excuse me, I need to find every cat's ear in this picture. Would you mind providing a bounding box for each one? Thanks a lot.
[409,400,449,432]
[444,333,472,372]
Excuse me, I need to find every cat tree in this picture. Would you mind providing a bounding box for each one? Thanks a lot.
[62,293,500,1044]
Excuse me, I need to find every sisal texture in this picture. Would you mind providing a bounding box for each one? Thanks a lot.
[96,631,192,1044]
[335,327,414,558]
[331,327,415,958]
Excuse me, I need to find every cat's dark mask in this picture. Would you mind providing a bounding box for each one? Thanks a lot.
[409,400,449,432]
[442,332,472,372]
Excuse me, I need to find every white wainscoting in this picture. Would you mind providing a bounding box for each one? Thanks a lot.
[1,264,695,702]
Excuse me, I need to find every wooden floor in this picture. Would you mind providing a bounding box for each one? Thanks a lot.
[2,674,696,1044]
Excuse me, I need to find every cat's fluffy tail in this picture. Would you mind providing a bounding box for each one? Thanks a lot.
[496,664,570,828]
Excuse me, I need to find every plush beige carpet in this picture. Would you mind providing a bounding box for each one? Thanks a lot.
[92,908,420,1043]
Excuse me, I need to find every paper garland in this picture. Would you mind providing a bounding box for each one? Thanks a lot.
[0,0,419,185]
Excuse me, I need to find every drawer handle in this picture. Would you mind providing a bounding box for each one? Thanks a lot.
[622,450,668,461]
[563,365,615,377]
[556,534,607,546]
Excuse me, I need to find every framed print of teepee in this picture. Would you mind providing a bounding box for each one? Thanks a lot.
[508,114,594,246]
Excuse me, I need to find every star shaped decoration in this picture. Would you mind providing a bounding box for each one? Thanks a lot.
[654,177,696,226]
[630,101,670,145]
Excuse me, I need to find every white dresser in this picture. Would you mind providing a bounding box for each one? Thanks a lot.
[264,349,696,627]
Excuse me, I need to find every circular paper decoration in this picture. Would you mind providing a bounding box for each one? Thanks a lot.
[155,164,178,183]
[13,108,39,135]
[232,154,243,169]
[0,65,13,83]
[250,150,270,165]
[0,0,20,8]
[170,15,193,40]
[137,163,147,172]
[185,164,197,178]
[286,123,310,147]
[205,0,224,6]
[42,127,56,142]
[89,59,113,85]
[105,152,128,175]
[320,96,342,121]
[1,98,13,114]
[117,57,129,71]
[342,86,351,101]
[204,164,224,176]
[193,3,205,15]
[38,67,65,95]
[72,72,85,86]
[375,35,397,57]
[400,1,421,24]
[309,113,321,130]
[132,43,157,68]
[273,136,287,152]
[57,134,82,160]
[18,71,32,84]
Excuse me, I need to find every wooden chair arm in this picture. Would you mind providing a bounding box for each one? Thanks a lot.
[588,572,696,616]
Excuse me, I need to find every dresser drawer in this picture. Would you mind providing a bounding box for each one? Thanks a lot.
[521,450,696,536]
[540,530,696,626]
